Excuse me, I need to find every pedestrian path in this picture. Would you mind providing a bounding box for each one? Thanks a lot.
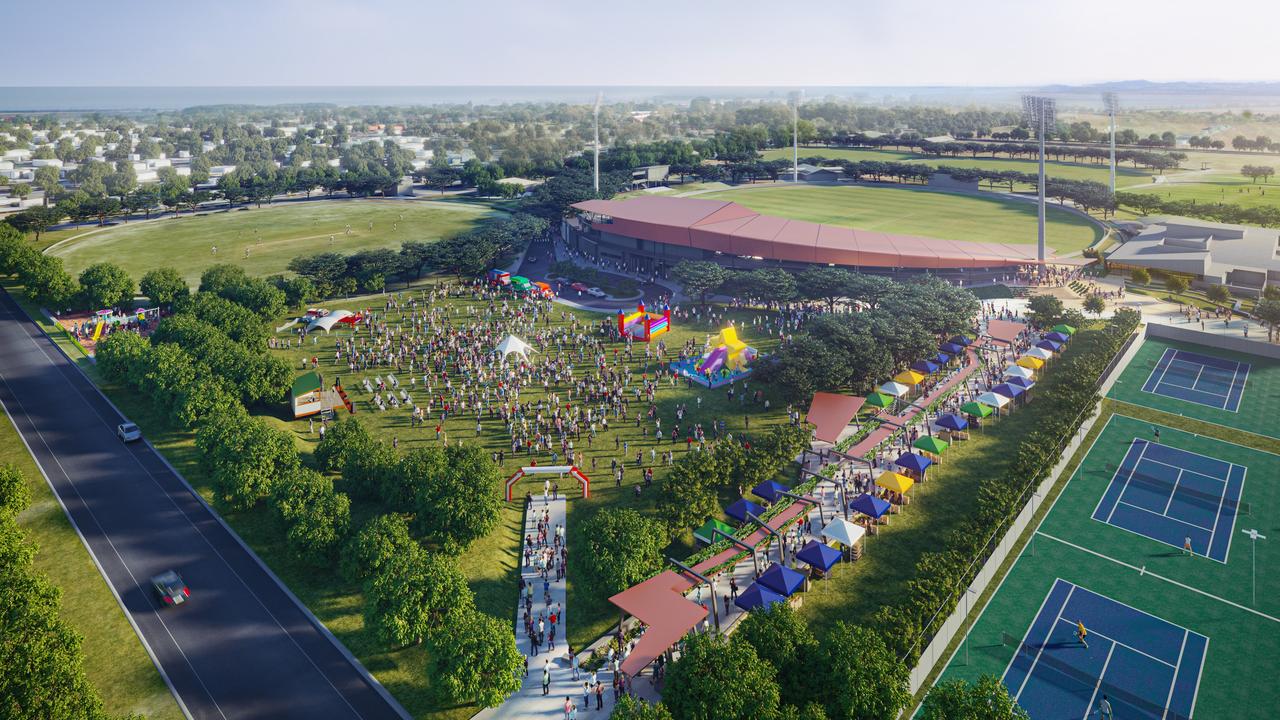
[844,347,981,457]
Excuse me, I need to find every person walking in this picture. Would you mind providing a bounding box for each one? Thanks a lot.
[595,681,604,710]
[542,660,551,696]
[564,696,573,719]
[1098,693,1113,719]
[1076,620,1089,649]
[570,649,579,680]
[1183,536,1193,556]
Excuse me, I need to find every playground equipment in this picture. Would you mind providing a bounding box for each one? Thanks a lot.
[504,465,592,501]
[697,325,757,374]
[617,301,671,342]
[487,268,511,286]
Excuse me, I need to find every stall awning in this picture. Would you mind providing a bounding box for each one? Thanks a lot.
[1004,364,1034,380]
[976,391,1011,408]
[693,518,735,545]
[822,516,868,545]
[806,392,866,443]
[752,480,789,504]
[865,392,894,409]
[735,583,786,612]
[1017,355,1045,370]
[893,370,925,386]
[936,413,968,431]
[961,401,994,417]
[914,436,949,454]
[895,452,933,473]
[876,471,915,494]
[992,382,1025,399]
[879,381,911,397]
[910,359,939,375]
[758,563,806,597]
[796,540,842,572]
[849,493,891,519]
[725,498,766,523]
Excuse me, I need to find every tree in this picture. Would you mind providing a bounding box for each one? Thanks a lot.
[362,544,473,647]
[315,416,374,473]
[796,266,854,312]
[671,260,727,306]
[5,205,64,242]
[77,262,134,309]
[271,468,350,566]
[1206,284,1231,304]
[1130,267,1151,285]
[733,603,817,707]
[429,607,524,708]
[340,513,417,584]
[1165,275,1189,297]
[23,255,79,309]
[1025,294,1064,327]
[920,675,1029,720]
[0,465,30,518]
[33,166,62,205]
[410,444,502,551]
[194,411,300,510]
[1255,297,1280,342]
[611,697,675,719]
[657,449,722,531]
[663,632,782,720]
[580,508,667,596]
[1082,295,1106,317]
[139,267,189,308]
[816,622,910,720]
[8,182,30,200]
[199,263,248,294]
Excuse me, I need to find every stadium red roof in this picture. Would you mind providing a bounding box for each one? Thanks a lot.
[573,195,1050,269]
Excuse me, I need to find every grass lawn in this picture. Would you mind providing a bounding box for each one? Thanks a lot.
[46,199,498,286]
[1130,173,1280,209]
[799,320,1116,637]
[696,184,1103,253]
[0,360,182,719]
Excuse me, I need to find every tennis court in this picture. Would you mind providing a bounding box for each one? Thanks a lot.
[1004,578,1206,720]
[1141,348,1249,412]
[1092,438,1245,563]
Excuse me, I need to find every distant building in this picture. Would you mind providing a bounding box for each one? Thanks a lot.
[782,164,842,182]
[631,165,670,188]
[1107,217,1280,296]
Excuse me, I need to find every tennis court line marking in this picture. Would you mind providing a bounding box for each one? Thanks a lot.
[1108,404,1280,452]
[1085,644,1116,716]
[1190,637,1208,719]
[1141,456,1229,480]
[1163,630,1189,720]
[1116,500,1214,534]
[1219,466,1246,566]
[1013,584,1076,701]
[1035,531,1280,625]
[1000,578,1067,697]
[1145,347,1177,393]
[1225,360,1247,412]
[1106,440,1150,524]
[1052,617,1176,669]
[1161,470,1184,515]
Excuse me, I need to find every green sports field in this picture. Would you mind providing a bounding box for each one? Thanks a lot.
[696,184,1103,253]
[46,199,497,286]
[1107,337,1280,438]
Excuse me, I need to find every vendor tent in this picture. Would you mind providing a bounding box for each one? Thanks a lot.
[758,563,806,597]
[796,540,842,572]
[752,480,788,503]
[879,381,911,397]
[849,494,890,519]
[725,498,766,523]
[693,518,735,545]
[1045,331,1070,343]
[1027,346,1053,361]
[935,352,952,365]
[976,391,1011,408]
[735,583,786,612]
[1036,339,1063,352]
[914,436,949,454]
[893,370,925,386]
[1004,364,1035,380]
[1007,376,1035,390]
[940,342,965,354]
[895,452,933,473]
[1017,355,1045,370]
[991,382,1025,399]
[306,310,354,333]
[1052,324,1077,335]
[822,516,868,545]
[865,392,894,409]
[961,401,994,417]
[496,334,535,359]
[948,335,973,346]
[936,414,969,431]
[876,471,915,494]
[910,359,939,374]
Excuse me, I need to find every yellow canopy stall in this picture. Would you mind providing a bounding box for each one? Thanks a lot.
[893,370,926,386]
[876,471,915,494]
[1016,355,1045,370]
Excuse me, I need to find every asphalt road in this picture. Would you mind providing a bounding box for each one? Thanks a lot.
[0,290,406,720]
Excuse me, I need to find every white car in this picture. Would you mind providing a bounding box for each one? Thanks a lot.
[117,422,142,443]
[586,287,607,298]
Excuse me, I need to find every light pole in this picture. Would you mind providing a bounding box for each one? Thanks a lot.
[1241,528,1266,606]
[1022,95,1056,276]
[1103,92,1120,196]
[963,586,978,665]
[593,92,602,194]
[789,90,804,183]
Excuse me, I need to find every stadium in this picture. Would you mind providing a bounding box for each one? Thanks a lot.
[565,194,1076,282]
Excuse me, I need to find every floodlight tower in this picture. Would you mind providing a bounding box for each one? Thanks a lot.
[1022,95,1057,273]
[789,90,804,182]
[1103,92,1120,196]
[592,92,603,193]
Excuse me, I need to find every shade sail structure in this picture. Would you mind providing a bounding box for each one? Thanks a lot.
[913,436,950,454]
[735,583,787,612]
[991,382,1025,399]
[1006,376,1036,390]
[1045,331,1071,343]
[806,392,866,443]
[935,352,953,365]
[936,413,969,431]
[693,518,735,545]
[985,319,1027,345]
[910,359,940,374]
[1004,364,1035,380]
[1052,324,1077,335]
[895,452,933,473]
[1017,355,1045,370]
[948,335,973,346]
[876,471,915,494]
[758,563,807,597]
[609,571,709,676]
[752,480,789,504]
[1026,346,1054,360]
[823,516,869,545]
[796,540,843,572]
[879,381,911,397]
[865,392,894,409]
[495,334,535,359]
[940,342,965,354]
[305,310,355,333]
[976,391,1011,408]
[725,498,766,523]
[1036,339,1063,352]
[849,493,891,519]
[893,370,925,386]
[961,400,994,417]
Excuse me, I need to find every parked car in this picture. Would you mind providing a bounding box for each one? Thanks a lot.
[150,570,190,606]
[586,287,607,298]
[570,282,590,293]
[117,422,142,443]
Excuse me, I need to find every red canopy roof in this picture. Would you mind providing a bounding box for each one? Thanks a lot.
[807,392,866,443]
[985,318,1029,345]
[573,196,1049,269]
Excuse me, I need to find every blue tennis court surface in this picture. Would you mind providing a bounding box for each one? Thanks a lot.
[1092,437,1244,563]
[1004,579,1206,720]
[1142,348,1249,412]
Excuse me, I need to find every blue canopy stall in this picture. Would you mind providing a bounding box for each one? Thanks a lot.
[940,342,965,355]
[936,413,968,431]
[1045,331,1071,343]
[751,480,788,504]
[850,493,891,519]
[1006,376,1035,390]
[725,498,766,524]
[991,382,1025,399]
[757,563,807,597]
[948,335,973,347]
[734,583,787,612]
[1036,339,1063,352]
[895,452,933,475]
[935,352,953,365]
[910,359,940,374]
[796,540,842,573]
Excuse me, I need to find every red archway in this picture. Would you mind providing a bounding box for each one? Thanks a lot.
[505,465,591,501]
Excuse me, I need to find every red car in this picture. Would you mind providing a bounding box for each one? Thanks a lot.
[570,282,590,293]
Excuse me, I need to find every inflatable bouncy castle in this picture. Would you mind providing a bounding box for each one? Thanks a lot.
[617,302,670,342]
[697,326,757,374]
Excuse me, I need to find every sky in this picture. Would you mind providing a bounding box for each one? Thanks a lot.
[9,0,1280,87]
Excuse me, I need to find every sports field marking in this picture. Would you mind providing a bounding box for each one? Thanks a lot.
[1140,348,1250,412]
[1091,436,1244,563]
[1036,531,1280,626]
[1002,578,1206,720]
